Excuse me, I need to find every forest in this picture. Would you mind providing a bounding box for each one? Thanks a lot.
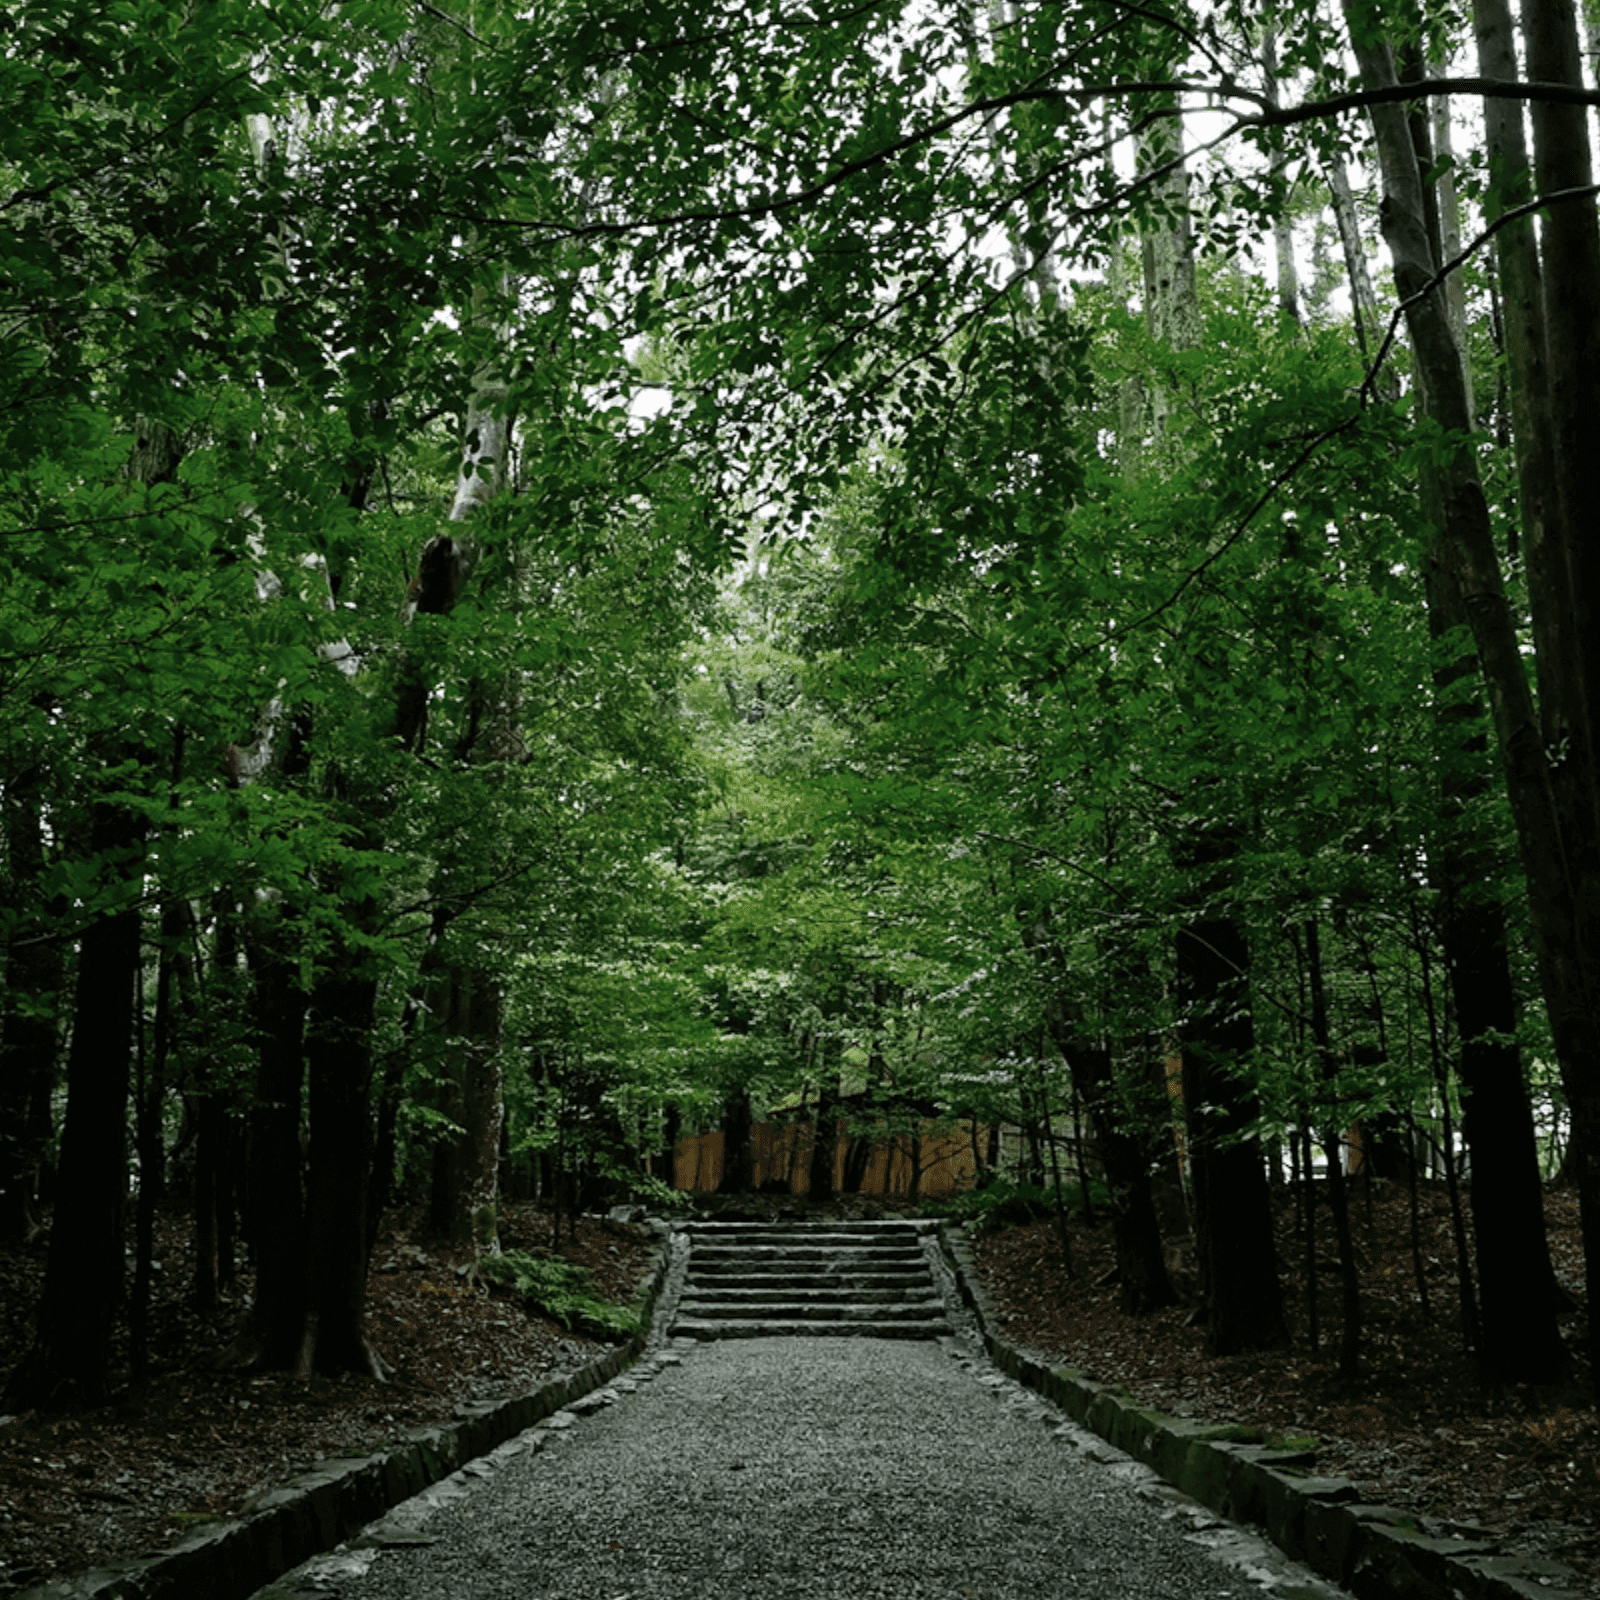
[4,0,1600,1460]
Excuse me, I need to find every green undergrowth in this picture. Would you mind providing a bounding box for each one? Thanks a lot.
[481,1251,642,1341]
[926,1176,1112,1233]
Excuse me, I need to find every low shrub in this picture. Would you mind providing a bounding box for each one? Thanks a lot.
[927,1175,1111,1232]
[480,1251,642,1341]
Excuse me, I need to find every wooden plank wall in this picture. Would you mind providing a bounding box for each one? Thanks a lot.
[671,1119,988,1197]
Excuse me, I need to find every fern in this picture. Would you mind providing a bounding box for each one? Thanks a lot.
[480,1251,642,1341]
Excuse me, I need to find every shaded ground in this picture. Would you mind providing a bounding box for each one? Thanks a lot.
[972,1180,1599,1588]
[2,1182,1596,1595]
[0,1203,656,1595]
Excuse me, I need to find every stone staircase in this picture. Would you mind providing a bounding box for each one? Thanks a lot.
[669,1219,953,1340]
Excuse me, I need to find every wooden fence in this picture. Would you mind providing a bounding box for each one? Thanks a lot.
[671,1118,990,1197]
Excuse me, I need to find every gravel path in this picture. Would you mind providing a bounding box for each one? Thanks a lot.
[270,1336,1349,1600]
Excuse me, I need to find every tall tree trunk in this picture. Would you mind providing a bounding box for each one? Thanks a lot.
[1028,913,1174,1311]
[1306,920,1362,1381]
[1325,160,1389,384]
[809,1065,838,1203]
[1392,6,1571,1382]
[227,909,309,1371]
[1341,0,1600,1384]
[1261,31,1302,326]
[399,272,515,1258]
[1427,546,1566,1381]
[1062,1038,1174,1312]
[4,791,144,1408]
[1521,0,1600,783]
[132,893,191,1381]
[1176,819,1287,1356]
[0,762,63,1246]
[427,957,505,1250]
[720,1086,755,1194]
[297,936,384,1379]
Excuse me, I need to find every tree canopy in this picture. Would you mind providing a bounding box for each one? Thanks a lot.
[3,0,1599,1403]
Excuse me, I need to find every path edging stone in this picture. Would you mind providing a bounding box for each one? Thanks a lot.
[9,1227,673,1600]
[937,1221,1589,1600]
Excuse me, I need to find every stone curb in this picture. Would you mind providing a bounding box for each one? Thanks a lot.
[10,1231,673,1600]
[937,1222,1589,1600]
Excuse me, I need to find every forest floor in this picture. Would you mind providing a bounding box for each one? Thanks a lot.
[972,1180,1600,1589]
[0,1183,1596,1594]
[0,1202,659,1595]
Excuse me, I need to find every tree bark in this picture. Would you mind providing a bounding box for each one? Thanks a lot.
[0,763,62,1246]
[1341,0,1600,1384]
[1521,0,1600,792]
[1028,912,1174,1312]
[720,1086,756,1194]
[228,918,310,1370]
[1427,552,1567,1380]
[1306,919,1362,1381]
[1261,31,1303,326]
[427,956,505,1250]
[398,274,516,1257]
[4,792,144,1408]
[1176,820,1288,1356]
[1062,1039,1175,1313]
[297,938,384,1378]
[809,1066,838,1202]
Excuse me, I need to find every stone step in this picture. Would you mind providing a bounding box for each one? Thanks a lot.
[683,1265,931,1288]
[677,1298,947,1322]
[683,1224,932,1243]
[682,1284,933,1305]
[670,1218,953,1340]
[688,1248,928,1260]
[671,1316,952,1340]
[683,1246,930,1262]
[688,1254,928,1267]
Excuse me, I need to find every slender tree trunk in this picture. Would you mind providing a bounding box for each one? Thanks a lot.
[1176,820,1287,1356]
[0,764,62,1246]
[1301,1121,1320,1354]
[297,937,384,1378]
[1427,548,1566,1380]
[1306,920,1362,1381]
[4,793,144,1408]
[662,1102,683,1194]
[1066,1040,1174,1311]
[1413,900,1485,1355]
[1261,31,1303,326]
[1070,1079,1096,1227]
[1473,0,1560,625]
[1029,913,1174,1311]
[720,1086,755,1194]
[427,957,505,1250]
[229,915,308,1371]
[132,892,193,1380]
[397,273,515,1258]
[1341,0,1600,1386]
[809,1068,838,1203]
[224,687,314,1373]
[1521,0,1600,783]
[368,933,442,1262]
[1426,79,1473,411]
[1326,161,1388,382]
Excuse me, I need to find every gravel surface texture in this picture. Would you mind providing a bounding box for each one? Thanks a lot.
[295,1335,1345,1600]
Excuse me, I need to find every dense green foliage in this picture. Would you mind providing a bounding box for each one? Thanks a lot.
[3,0,1596,1397]
[479,1251,643,1339]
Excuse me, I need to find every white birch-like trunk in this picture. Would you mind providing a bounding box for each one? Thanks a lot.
[1427,77,1474,419]
[1261,32,1302,326]
[419,269,517,1257]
